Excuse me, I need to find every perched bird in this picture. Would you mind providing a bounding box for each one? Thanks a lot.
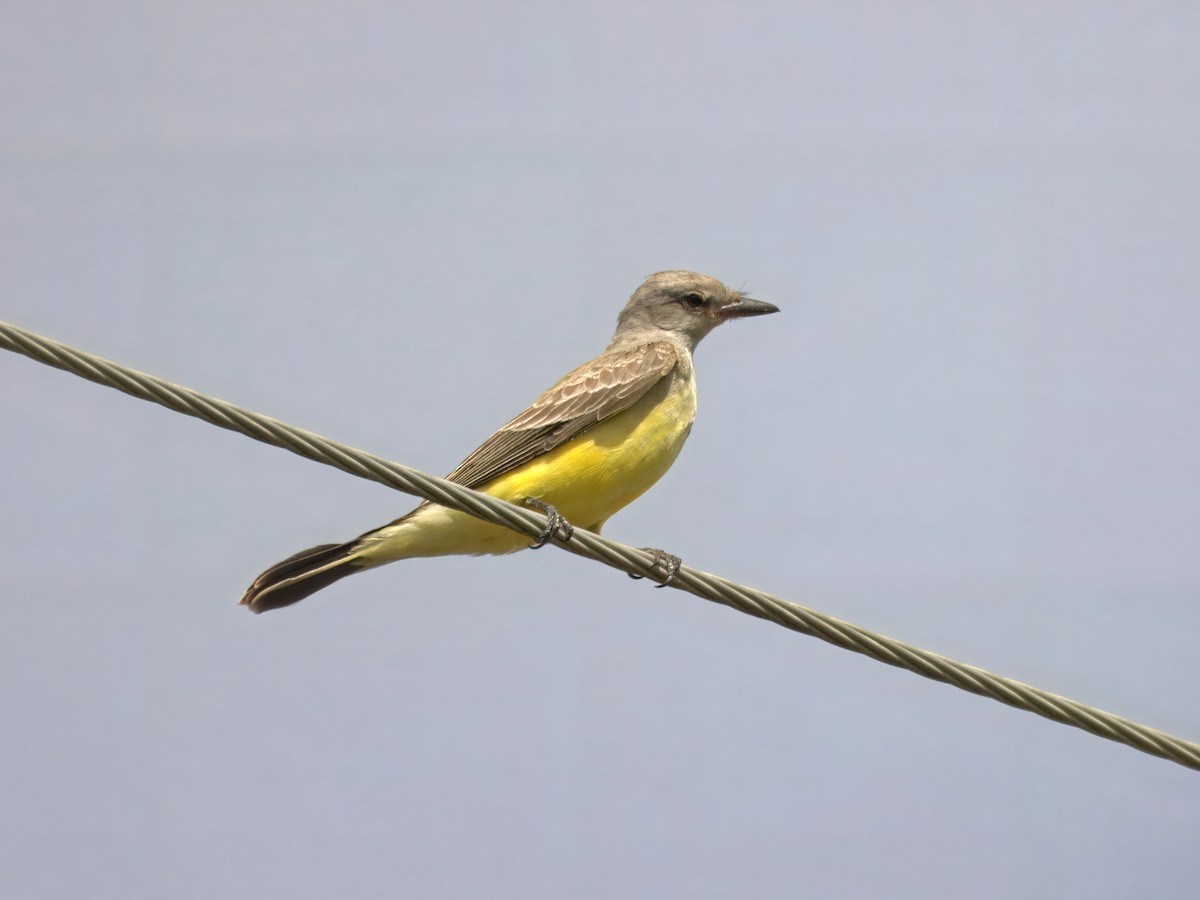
[240,270,779,612]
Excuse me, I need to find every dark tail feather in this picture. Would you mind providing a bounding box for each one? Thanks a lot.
[240,542,361,614]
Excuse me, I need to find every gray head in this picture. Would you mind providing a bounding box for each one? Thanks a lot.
[608,270,779,351]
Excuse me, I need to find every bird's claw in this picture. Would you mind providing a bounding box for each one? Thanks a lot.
[525,498,574,548]
[628,547,682,588]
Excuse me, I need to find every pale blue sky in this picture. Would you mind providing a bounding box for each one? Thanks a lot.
[2,2,1199,897]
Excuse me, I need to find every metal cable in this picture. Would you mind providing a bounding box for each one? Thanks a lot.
[3,318,1198,772]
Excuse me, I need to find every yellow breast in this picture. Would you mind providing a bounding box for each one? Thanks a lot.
[483,367,696,531]
[358,366,697,562]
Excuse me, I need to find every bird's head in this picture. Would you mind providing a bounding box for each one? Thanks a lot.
[611,270,779,351]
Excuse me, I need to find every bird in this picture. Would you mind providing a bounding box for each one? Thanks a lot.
[240,270,779,613]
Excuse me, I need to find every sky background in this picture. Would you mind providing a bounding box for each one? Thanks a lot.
[2,2,1199,897]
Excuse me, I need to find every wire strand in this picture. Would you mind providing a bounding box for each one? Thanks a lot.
[2,318,1198,772]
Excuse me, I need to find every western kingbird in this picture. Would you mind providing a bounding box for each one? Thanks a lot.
[240,270,779,613]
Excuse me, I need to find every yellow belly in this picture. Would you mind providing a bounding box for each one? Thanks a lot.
[359,372,696,560]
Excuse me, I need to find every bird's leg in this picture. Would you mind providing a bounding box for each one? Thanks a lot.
[628,548,683,588]
[524,498,575,548]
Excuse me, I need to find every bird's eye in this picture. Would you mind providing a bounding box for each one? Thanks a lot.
[682,292,705,309]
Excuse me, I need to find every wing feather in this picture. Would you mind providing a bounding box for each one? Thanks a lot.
[443,342,678,490]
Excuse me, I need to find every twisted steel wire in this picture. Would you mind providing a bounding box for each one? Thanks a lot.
[3,318,1198,772]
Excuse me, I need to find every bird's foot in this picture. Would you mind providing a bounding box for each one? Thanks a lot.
[628,548,682,588]
[524,498,575,548]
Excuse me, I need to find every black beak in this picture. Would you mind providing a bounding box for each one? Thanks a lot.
[721,296,780,318]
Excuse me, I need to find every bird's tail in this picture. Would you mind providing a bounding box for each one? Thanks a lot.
[239,542,363,614]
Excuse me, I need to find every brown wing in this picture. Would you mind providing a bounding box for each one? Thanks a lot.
[443,341,679,490]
